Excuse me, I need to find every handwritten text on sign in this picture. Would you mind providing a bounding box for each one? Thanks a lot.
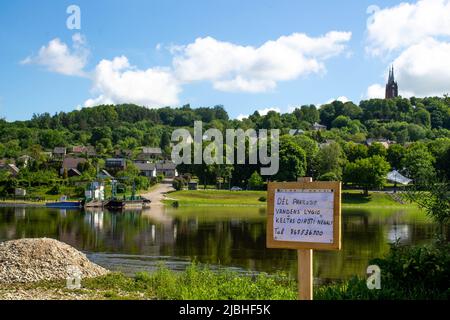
[273,189,334,243]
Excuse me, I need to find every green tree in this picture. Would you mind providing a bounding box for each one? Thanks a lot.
[343,156,390,196]
[274,136,306,181]
[386,144,405,170]
[368,142,387,158]
[314,142,344,179]
[403,144,436,186]
[344,142,368,162]
[248,171,264,190]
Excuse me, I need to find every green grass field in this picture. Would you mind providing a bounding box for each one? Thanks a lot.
[165,189,417,208]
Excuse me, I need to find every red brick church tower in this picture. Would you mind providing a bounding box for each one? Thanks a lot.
[385,65,398,99]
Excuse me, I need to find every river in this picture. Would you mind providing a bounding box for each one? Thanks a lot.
[0,205,438,284]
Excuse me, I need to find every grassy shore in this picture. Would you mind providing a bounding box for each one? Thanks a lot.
[0,265,297,300]
[164,189,417,208]
[2,257,446,300]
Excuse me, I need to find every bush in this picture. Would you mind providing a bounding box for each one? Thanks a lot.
[172,177,186,191]
[258,196,267,202]
[47,184,61,195]
[144,264,296,300]
[317,172,340,181]
[316,241,450,300]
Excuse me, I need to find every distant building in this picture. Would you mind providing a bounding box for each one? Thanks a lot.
[106,158,127,171]
[0,163,20,177]
[52,147,67,159]
[311,122,327,131]
[85,182,105,201]
[365,138,393,149]
[137,147,163,161]
[156,161,178,178]
[98,169,114,180]
[135,162,157,178]
[289,129,305,136]
[72,146,96,157]
[60,157,87,175]
[385,65,398,99]
[66,168,82,177]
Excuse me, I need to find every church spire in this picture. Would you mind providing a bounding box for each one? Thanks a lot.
[385,65,398,99]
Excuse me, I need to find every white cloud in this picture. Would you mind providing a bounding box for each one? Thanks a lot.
[235,107,281,120]
[366,0,450,55]
[366,0,450,97]
[322,96,350,105]
[366,83,385,99]
[85,56,181,108]
[257,107,281,116]
[24,30,352,108]
[21,33,89,76]
[393,38,450,96]
[236,114,248,121]
[173,32,351,92]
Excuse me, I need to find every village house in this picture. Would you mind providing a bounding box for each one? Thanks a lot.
[156,161,178,178]
[60,157,87,176]
[365,138,394,149]
[135,162,157,178]
[136,147,163,161]
[311,122,327,131]
[105,158,127,171]
[52,147,67,159]
[98,169,114,180]
[71,145,97,157]
[0,163,20,177]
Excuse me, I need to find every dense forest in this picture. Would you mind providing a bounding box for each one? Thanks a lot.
[0,96,449,194]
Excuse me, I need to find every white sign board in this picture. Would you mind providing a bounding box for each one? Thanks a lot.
[273,189,334,244]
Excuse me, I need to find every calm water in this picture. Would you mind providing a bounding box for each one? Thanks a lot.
[0,205,439,283]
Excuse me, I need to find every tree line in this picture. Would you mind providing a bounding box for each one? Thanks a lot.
[0,96,449,193]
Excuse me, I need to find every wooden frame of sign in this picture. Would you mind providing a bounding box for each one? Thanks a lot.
[266,181,341,251]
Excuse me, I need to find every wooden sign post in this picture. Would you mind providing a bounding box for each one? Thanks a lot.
[266,177,341,300]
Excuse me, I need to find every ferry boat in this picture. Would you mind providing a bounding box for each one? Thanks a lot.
[46,196,83,209]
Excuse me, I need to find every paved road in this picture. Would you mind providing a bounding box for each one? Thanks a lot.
[140,179,174,206]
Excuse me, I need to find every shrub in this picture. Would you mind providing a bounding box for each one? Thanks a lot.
[316,241,450,300]
[47,184,61,195]
[317,172,340,181]
[172,177,186,191]
[258,196,267,202]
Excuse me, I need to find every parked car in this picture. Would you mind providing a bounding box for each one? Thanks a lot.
[230,186,243,191]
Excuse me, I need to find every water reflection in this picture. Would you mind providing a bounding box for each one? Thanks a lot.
[0,206,442,282]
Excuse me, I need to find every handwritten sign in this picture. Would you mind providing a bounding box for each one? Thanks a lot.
[267,181,341,251]
[273,189,334,243]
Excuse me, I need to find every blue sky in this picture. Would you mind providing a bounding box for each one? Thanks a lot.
[1,0,449,121]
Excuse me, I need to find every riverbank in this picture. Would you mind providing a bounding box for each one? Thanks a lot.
[0,187,417,210]
[0,265,296,300]
[163,189,418,209]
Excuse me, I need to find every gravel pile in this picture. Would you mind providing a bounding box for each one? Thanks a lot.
[0,238,108,283]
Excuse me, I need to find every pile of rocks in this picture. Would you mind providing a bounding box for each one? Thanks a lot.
[0,238,108,283]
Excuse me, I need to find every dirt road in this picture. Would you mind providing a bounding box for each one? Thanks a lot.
[140,180,174,206]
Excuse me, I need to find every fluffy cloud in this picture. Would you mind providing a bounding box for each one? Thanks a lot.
[366,83,385,99]
[23,30,352,108]
[173,32,351,92]
[85,56,180,107]
[366,0,450,55]
[21,33,88,77]
[235,107,281,120]
[393,38,450,96]
[366,0,450,97]
[322,96,350,105]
